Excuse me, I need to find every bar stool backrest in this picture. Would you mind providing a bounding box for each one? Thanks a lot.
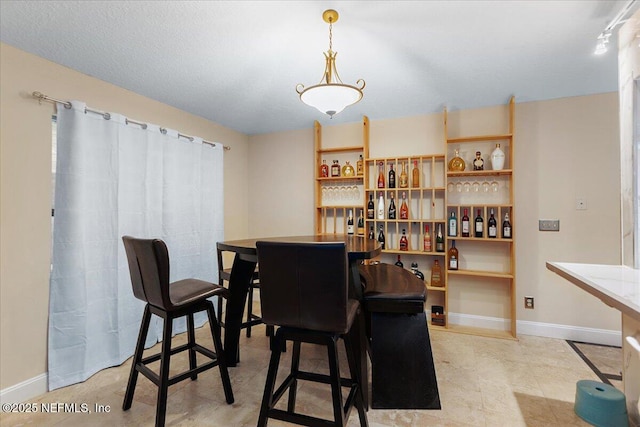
[122,236,171,310]
[256,241,350,334]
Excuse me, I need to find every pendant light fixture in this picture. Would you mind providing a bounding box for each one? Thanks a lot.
[296,9,365,118]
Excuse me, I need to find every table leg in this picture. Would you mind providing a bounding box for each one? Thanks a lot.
[223,254,255,366]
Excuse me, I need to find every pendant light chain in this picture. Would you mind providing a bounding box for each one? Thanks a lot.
[328,18,333,51]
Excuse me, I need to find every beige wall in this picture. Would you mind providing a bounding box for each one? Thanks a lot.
[0,40,624,396]
[0,43,250,390]
[248,94,622,334]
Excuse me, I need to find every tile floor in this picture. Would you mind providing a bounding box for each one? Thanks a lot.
[1,318,603,427]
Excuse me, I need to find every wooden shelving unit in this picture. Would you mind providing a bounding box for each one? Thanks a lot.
[314,118,369,235]
[444,96,517,339]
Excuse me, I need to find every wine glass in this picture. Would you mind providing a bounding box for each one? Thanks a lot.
[463,182,471,193]
[482,181,490,192]
[447,182,455,192]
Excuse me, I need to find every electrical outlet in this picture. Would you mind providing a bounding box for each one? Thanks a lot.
[539,220,560,231]
[524,296,534,309]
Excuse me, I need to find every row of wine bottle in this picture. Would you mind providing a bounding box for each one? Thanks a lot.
[376,160,420,188]
[367,192,410,220]
[394,256,444,287]
[448,208,512,239]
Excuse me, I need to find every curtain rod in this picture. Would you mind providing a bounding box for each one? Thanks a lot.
[32,91,231,151]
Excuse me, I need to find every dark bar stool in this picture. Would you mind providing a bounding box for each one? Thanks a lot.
[256,241,368,427]
[217,248,268,337]
[122,236,234,427]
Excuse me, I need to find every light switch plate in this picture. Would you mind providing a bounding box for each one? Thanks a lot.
[539,220,560,231]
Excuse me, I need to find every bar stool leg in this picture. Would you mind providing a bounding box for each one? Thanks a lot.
[287,341,301,412]
[123,305,152,411]
[258,332,284,427]
[206,302,234,404]
[246,285,254,338]
[156,314,173,427]
[327,337,346,427]
[187,313,198,380]
[344,332,369,427]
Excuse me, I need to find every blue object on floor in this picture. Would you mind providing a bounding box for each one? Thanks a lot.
[574,380,628,427]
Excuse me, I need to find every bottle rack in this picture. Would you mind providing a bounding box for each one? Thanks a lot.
[314,118,369,235]
[444,96,516,339]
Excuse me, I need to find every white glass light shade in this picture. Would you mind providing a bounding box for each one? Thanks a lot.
[299,83,363,118]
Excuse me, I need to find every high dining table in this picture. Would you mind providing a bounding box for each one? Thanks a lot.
[216,234,381,408]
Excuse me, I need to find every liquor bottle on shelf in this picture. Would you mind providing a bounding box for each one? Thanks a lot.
[377,161,385,188]
[400,192,409,220]
[357,210,365,235]
[423,224,432,252]
[377,192,385,220]
[347,210,354,235]
[342,161,355,177]
[367,194,375,219]
[412,160,420,188]
[491,143,505,171]
[502,212,512,238]
[399,229,409,251]
[488,208,497,238]
[388,164,396,188]
[448,149,465,172]
[473,151,484,171]
[356,154,364,176]
[436,224,445,252]
[448,211,457,237]
[461,208,470,237]
[320,159,329,178]
[431,260,443,287]
[388,193,397,219]
[395,255,404,268]
[331,160,340,177]
[368,225,375,240]
[475,209,484,238]
[410,262,424,280]
[448,240,459,270]
[399,162,408,188]
[377,225,386,250]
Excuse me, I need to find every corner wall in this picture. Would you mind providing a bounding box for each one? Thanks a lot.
[0,43,250,395]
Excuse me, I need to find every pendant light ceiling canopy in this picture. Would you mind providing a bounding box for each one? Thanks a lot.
[296,9,365,118]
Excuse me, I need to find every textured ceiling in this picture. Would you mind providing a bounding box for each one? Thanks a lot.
[0,1,634,135]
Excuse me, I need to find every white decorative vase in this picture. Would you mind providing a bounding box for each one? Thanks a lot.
[490,144,505,170]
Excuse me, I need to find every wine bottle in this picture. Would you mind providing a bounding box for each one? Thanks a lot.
[430,260,442,287]
[488,208,497,238]
[356,154,364,176]
[377,225,386,250]
[475,209,484,238]
[423,224,432,252]
[388,192,396,219]
[448,211,457,237]
[377,192,385,220]
[399,162,408,188]
[400,191,409,220]
[412,160,420,188]
[410,262,425,280]
[367,194,375,219]
[388,164,396,188]
[461,208,470,237]
[395,255,404,268]
[502,212,512,238]
[399,229,408,251]
[357,210,365,235]
[377,161,385,188]
[347,210,354,235]
[331,160,340,177]
[436,224,445,252]
[448,240,458,270]
[320,159,329,178]
[368,225,375,240]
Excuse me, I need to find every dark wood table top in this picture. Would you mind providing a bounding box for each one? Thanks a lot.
[217,234,381,260]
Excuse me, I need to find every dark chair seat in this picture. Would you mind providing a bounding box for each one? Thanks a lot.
[169,278,229,307]
[359,263,425,314]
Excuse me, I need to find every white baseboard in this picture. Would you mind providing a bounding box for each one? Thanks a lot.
[439,311,622,346]
[0,373,47,404]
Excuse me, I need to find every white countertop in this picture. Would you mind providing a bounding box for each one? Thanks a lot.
[546,262,640,322]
